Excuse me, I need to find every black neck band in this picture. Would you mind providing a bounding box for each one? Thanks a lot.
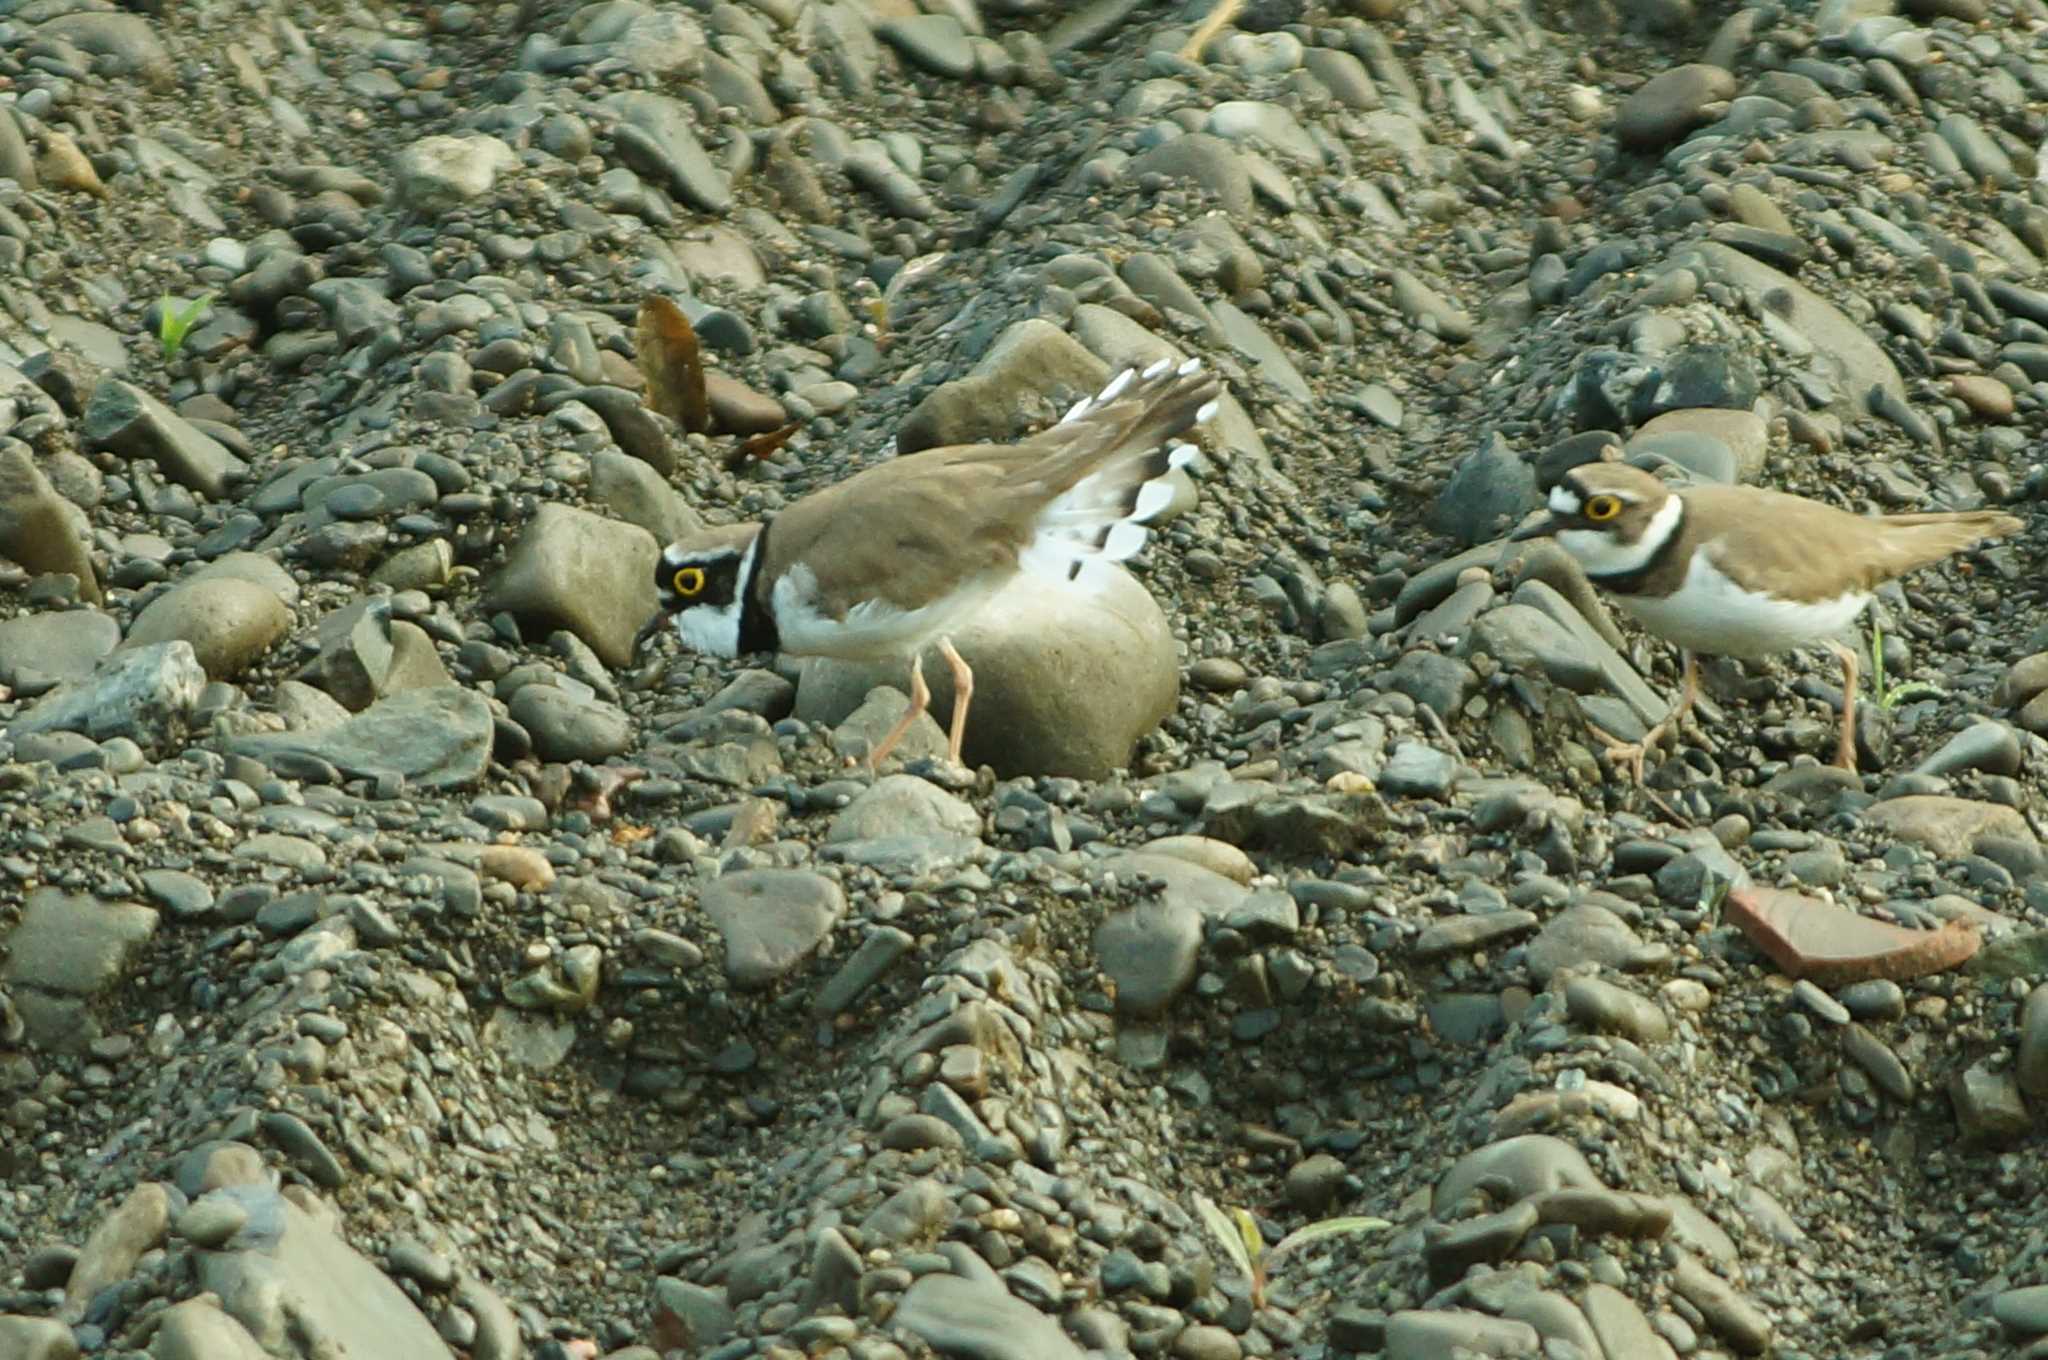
[735,521,780,656]
[1585,508,1685,597]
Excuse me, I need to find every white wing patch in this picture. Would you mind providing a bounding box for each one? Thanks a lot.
[1017,442,1197,591]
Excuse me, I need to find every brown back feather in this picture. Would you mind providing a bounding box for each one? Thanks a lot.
[1683,485,2020,600]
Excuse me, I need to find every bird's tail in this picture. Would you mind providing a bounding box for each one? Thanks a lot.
[1010,358,1223,587]
[1873,509,2023,576]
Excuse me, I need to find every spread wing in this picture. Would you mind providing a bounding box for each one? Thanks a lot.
[761,360,1223,615]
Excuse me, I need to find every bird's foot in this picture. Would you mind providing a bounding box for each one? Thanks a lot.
[1587,720,1689,823]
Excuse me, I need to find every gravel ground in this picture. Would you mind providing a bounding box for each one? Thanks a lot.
[2,1,2048,1359]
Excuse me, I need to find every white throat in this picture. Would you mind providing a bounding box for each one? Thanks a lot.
[1557,494,1682,579]
[670,535,758,658]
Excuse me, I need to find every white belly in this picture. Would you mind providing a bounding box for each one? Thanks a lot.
[771,564,1001,662]
[1611,552,1870,660]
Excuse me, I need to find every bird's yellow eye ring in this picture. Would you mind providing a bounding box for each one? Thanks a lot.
[671,566,706,596]
[1584,495,1622,522]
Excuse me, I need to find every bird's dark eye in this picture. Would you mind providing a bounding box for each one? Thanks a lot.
[1584,495,1622,522]
[672,566,706,596]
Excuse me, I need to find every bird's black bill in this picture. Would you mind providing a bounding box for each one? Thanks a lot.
[1508,513,1562,541]
[633,610,669,654]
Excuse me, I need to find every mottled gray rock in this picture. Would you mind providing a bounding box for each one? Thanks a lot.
[897,318,1111,453]
[878,14,974,76]
[294,598,451,710]
[588,450,704,546]
[1435,1135,1603,1213]
[859,1178,949,1245]
[1093,851,1250,920]
[62,1181,170,1322]
[0,1314,77,1359]
[1127,133,1253,218]
[38,11,173,88]
[1433,432,1535,546]
[1665,241,1904,417]
[895,1270,1087,1360]
[195,1190,453,1358]
[392,134,517,211]
[562,0,704,74]
[1523,897,1662,983]
[1470,604,1604,694]
[2,888,158,1052]
[608,92,731,213]
[9,641,206,749]
[149,1297,271,1360]
[1615,63,1736,150]
[1095,901,1202,1016]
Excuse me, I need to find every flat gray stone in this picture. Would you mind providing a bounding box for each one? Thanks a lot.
[196,1190,453,1359]
[3,880,157,1048]
[895,1271,1087,1360]
[1095,901,1202,1016]
[486,502,658,670]
[148,1298,271,1360]
[828,775,980,843]
[225,686,493,791]
[702,869,846,989]
[62,1182,170,1322]
[877,14,974,77]
[508,684,633,762]
[0,609,118,687]
[82,379,247,498]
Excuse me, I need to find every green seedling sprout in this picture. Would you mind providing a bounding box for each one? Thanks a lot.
[1868,618,1948,712]
[1194,1192,1390,1308]
[158,291,215,362]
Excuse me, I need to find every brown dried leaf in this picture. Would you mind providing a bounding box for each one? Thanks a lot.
[635,294,710,434]
[723,419,803,472]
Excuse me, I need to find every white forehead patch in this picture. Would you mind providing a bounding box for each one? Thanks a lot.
[1548,484,1583,516]
[1554,494,1682,578]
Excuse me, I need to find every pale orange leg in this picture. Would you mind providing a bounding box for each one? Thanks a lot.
[867,654,930,770]
[938,637,974,766]
[1589,650,1699,788]
[1828,640,1859,772]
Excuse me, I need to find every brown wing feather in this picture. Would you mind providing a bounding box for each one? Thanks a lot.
[1001,365,1220,497]
[1685,486,2020,600]
[754,364,1221,615]
[754,454,1025,616]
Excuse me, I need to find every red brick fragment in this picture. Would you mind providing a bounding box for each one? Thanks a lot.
[1725,887,1980,986]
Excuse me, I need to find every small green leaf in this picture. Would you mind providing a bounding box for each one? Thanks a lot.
[1231,1207,1264,1265]
[1265,1215,1391,1268]
[1881,680,1949,711]
[158,290,216,361]
[1192,1194,1257,1281]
